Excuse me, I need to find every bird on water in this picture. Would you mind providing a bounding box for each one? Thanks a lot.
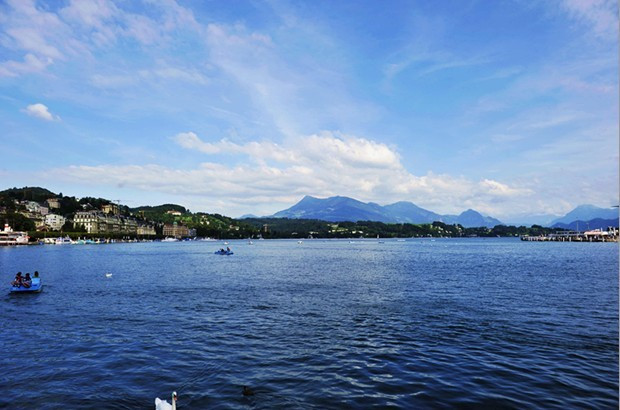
[155,391,177,410]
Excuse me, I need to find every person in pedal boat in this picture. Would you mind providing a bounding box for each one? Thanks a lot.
[22,273,32,288]
[11,272,23,287]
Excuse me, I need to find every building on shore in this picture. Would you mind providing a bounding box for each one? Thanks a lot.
[74,211,105,234]
[163,222,189,238]
[74,211,139,235]
[137,224,156,236]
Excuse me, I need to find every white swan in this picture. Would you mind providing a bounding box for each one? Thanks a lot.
[155,391,177,410]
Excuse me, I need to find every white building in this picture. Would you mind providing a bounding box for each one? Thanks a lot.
[45,214,66,231]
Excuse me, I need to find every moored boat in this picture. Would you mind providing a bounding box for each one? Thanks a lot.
[55,236,73,245]
[0,224,29,246]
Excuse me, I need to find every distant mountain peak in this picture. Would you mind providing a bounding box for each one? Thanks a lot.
[551,204,618,226]
[272,195,503,227]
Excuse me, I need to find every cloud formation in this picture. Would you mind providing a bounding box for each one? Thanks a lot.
[23,103,60,121]
[45,132,534,217]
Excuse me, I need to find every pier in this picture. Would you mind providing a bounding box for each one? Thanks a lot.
[521,228,619,242]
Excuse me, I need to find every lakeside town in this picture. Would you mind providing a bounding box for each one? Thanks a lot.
[0,187,257,243]
[4,197,195,238]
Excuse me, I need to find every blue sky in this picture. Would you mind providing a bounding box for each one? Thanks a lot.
[0,0,617,223]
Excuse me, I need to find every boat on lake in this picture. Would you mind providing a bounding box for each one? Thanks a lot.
[0,224,29,246]
[10,277,42,293]
[214,249,234,255]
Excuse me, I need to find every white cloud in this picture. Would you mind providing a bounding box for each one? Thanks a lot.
[43,132,535,217]
[22,103,60,121]
[173,131,401,168]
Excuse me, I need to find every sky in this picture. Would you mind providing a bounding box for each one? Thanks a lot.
[0,0,618,223]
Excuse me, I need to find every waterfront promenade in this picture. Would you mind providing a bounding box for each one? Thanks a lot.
[521,228,619,242]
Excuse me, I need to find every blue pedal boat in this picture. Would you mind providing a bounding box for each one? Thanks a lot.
[10,277,42,293]
[214,250,234,255]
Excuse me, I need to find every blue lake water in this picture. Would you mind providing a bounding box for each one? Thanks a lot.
[0,238,618,409]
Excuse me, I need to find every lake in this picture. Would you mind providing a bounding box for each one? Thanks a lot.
[1,238,618,409]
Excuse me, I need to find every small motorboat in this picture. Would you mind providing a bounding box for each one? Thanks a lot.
[214,249,234,255]
[10,277,42,293]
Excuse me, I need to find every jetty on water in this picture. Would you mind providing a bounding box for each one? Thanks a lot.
[521,227,619,242]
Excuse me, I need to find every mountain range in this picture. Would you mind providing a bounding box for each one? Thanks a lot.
[271,196,503,228]
[550,204,618,226]
[551,218,619,231]
[267,196,619,229]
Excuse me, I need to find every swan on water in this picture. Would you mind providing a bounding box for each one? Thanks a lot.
[155,391,177,410]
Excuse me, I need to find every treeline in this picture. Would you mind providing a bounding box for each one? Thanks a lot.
[241,218,562,239]
[1,186,564,239]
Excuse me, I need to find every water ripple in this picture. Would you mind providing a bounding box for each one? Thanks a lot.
[0,239,617,408]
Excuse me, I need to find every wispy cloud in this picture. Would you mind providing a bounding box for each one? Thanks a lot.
[0,0,202,77]
[560,0,618,39]
[0,53,53,77]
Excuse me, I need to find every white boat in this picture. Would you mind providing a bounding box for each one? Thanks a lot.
[162,237,178,242]
[55,236,73,245]
[0,224,29,246]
